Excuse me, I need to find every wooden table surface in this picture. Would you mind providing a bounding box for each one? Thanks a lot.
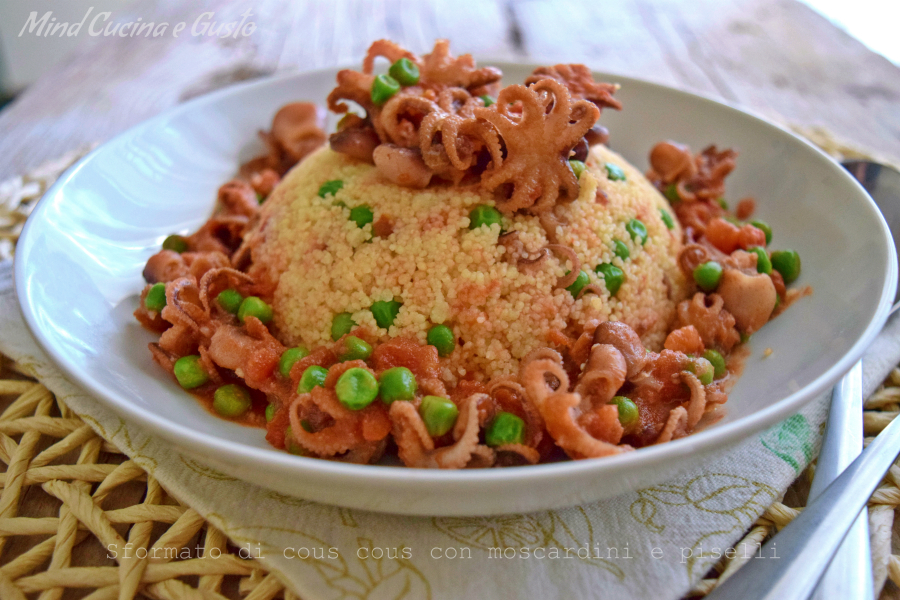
[0,0,898,182]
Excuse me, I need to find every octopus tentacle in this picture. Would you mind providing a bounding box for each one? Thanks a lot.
[362,39,418,74]
[521,357,570,409]
[197,345,222,385]
[576,284,605,300]
[160,278,212,344]
[198,267,254,315]
[525,64,622,111]
[591,321,649,380]
[326,69,375,115]
[676,292,740,352]
[516,248,551,273]
[681,371,707,429]
[655,406,688,444]
[540,392,627,459]
[546,244,580,288]
[289,393,359,456]
[467,445,497,468]
[148,343,176,373]
[380,94,439,147]
[495,444,541,464]
[390,395,483,468]
[574,344,626,409]
[486,379,543,447]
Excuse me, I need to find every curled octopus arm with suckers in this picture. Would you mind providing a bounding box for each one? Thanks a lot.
[520,356,628,460]
[287,361,392,463]
[390,394,490,468]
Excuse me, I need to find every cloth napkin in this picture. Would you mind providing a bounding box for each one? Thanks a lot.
[8,256,887,600]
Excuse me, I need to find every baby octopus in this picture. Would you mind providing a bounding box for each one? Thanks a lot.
[325,39,621,232]
[518,321,714,459]
[473,79,599,215]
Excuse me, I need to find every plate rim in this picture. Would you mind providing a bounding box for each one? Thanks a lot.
[14,62,898,489]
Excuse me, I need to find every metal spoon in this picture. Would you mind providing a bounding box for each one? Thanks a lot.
[706,161,900,600]
[806,160,900,600]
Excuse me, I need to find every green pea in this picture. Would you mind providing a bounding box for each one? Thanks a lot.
[485,411,525,446]
[279,346,310,378]
[213,384,252,417]
[173,355,209,390]
[702,349,727,379]
[238,296,273,324]
[339,335,372,362]
[371,300,402,329]
[419,396,459,437]
[771,250,801,284]
[565,270,589,298]
[604,163,626,181]
[427,324,456,357]
[717,197,728,210]
[663,184,680,204]
[331,312,356,340]
[145,283,166,312]
[283,426,305,455]
[479,94,495,107]
[626,219,648,245]
[693,261,723,292]
[723,215,742,226]
[388,57,420,86]
[371,74,400,105]
[740,331,752,344]
[688,357,714,386]
[256,191,265,205]
[595,263,625,296]
[265,403,276,423]
[609,396,639,428]
[216,289,243,314]
[349,204,374,228]
[162,234,188,253]
[379,366,417,404]
[469,204,503,230]
[317,179,343,198]
[748,247,772,275]
[335,367,379,410]
[750,220,772,245]
[613,239,630,260]
[297,365,328,394]
[569,159,586,179]
[659,208,675,230]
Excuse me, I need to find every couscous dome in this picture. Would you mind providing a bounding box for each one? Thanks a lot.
[245,143,687,383]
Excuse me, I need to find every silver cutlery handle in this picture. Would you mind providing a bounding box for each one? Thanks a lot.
[706,376,900,600]
[808,361,873,600]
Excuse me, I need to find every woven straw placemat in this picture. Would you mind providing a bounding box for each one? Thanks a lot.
[0,358,898,599]
[2,134,899,599]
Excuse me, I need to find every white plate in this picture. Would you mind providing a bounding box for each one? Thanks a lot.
[16,63,896,516]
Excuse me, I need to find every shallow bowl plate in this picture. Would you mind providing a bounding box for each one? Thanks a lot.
[15,63,896,516]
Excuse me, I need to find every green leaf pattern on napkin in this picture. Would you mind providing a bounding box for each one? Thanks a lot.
[760,414,814,474]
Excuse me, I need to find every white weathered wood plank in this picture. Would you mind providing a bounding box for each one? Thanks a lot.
[512,0,900,159]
